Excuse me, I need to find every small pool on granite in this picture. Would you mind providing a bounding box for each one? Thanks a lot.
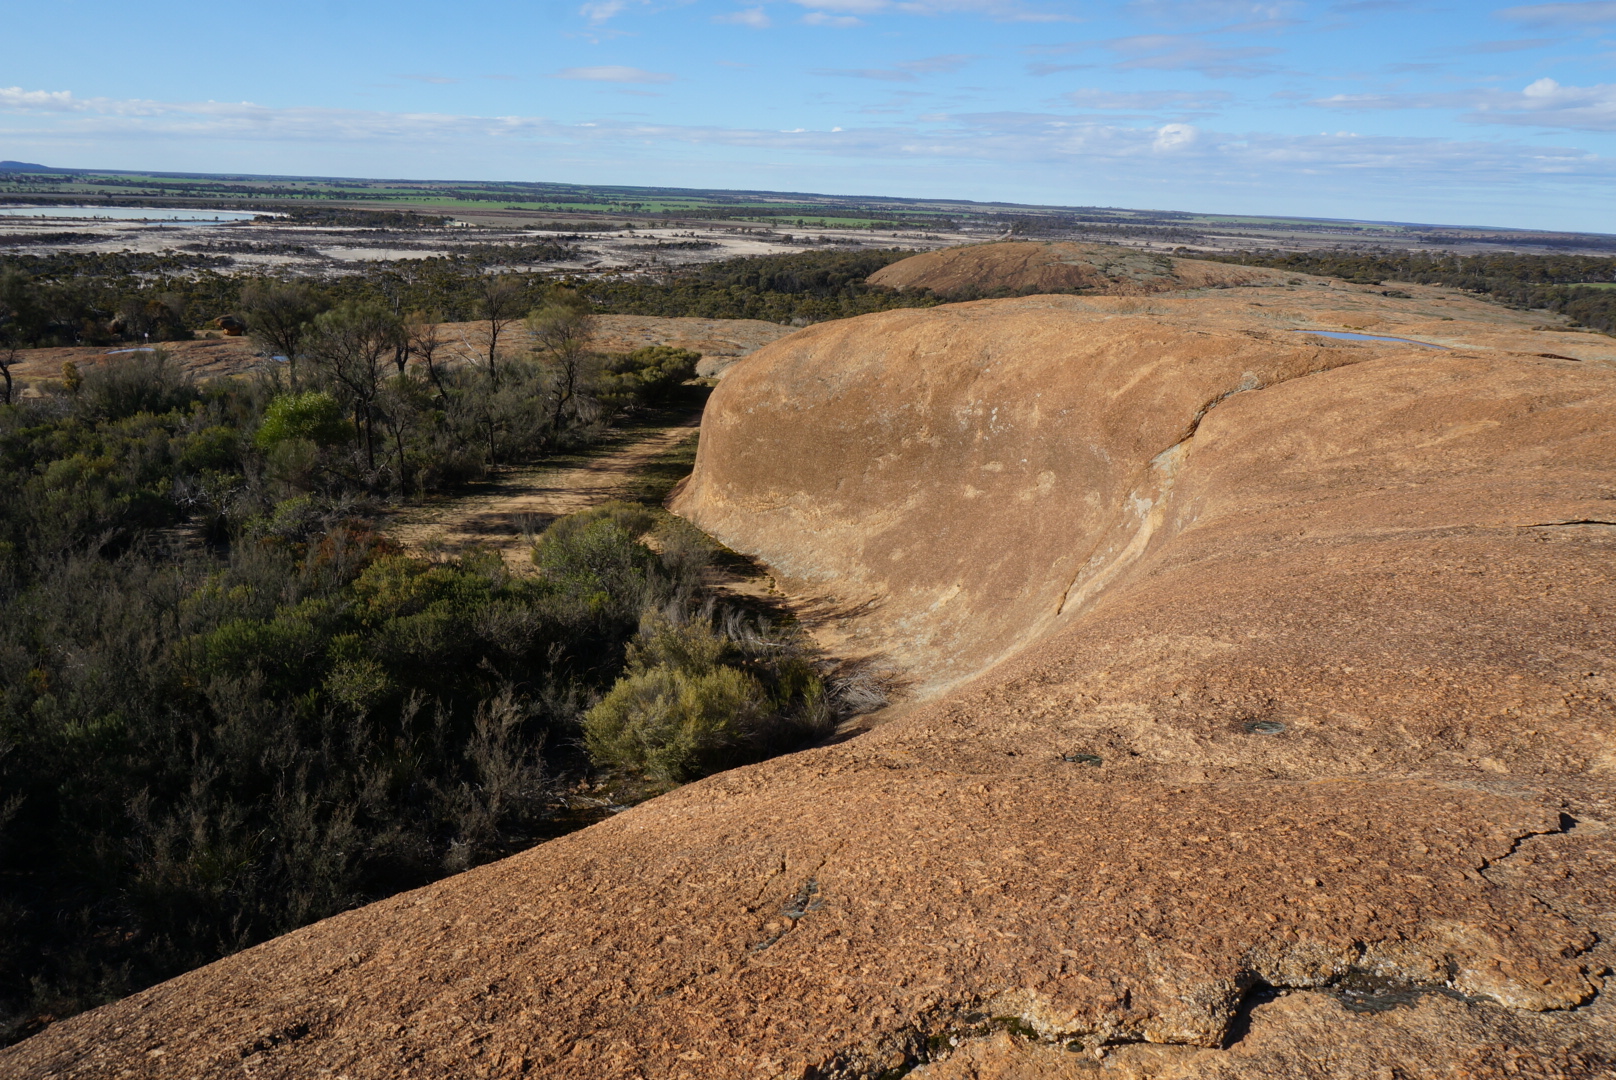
[1292,329,1449,349]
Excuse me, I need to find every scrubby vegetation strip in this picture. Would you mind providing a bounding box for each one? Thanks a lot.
[0,249,934,354]
[1203,249,1616,335]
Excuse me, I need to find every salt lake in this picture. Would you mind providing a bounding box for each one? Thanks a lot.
[0,206,271,222]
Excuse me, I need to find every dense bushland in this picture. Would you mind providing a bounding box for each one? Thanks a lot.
[0,249,934,354]
[1204,249,1616,335]
[570,249,940,322]
[273,208,454,228]
[0,312,846,1044]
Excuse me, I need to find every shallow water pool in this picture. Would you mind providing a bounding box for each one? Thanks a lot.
[1292,329,1448,349]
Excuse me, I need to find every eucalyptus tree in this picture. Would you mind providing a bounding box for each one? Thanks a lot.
[527,295,596,446]
[475,273,527,391]
[305,302,404,474]
[240,279,328,391]
[406,310,449,405]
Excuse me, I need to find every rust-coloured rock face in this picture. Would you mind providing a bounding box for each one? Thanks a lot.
[5,291,1614,1079]
[673,297,1373,692]
[865,241,1284,297]
[674,294,1616,701]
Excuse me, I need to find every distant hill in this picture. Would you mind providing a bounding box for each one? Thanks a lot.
[0,160,55,172]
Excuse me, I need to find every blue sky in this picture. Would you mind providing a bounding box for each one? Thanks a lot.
[5,1,1616,230]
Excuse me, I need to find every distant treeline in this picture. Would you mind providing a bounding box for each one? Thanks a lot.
[526,220,626,231]
[0,231,103,248]
[570,249,938,322]
[1205,249,1616,335]
[1413,232,1616,251]
[268,208,454,229]
[0,249,934,350]
[644,207,926,230]
[1003,215,1209,245]
[445,240,583,266]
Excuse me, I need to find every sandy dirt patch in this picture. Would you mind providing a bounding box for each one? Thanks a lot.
[384,417,701,570]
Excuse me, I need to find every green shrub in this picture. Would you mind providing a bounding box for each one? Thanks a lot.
[255,391,352,450]
[0,344,798,1044]
[584,661,769,784]
[536,500,658,548]
[582,612,832,786]
[628,607,729,674]
[532,506,662,622]
[0,531,605,1044]
[177,425,241,472]
[264,436,321,492]
[598,346,701,411]
[78,351,196,421]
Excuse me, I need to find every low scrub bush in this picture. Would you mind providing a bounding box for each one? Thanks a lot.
[585,659,771,784]
[583,609,832,787]
[77,351,196,421]
[0,524,642,1044]
[598,346,701,412]
[255,390,352,449]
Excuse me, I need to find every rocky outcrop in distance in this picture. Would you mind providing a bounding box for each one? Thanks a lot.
[865,240,1286,298]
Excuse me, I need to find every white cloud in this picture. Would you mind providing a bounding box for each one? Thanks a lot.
[552,66,676,83]
[902,54,975,73]
[790,0,1068,20]
[580,0,629,22]
[0,86,188,118]
[0,87,81,111]
[1496,2,1616,26]
[1129,0,1300,20]
[797,0,889,11]
[716,6,772,27]
[814,66,915,80]
[1478,78,1616,130]
[802,11,863,24]
[4,85,1614,219]
[1314,78,1616,132]
[1456,37,1557,53]
[1312,92,1451,109]
[0,91,563,143]
[1152,122,1198,150]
